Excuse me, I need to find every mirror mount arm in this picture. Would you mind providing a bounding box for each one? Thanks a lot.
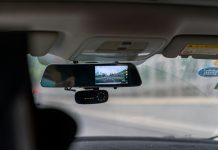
[64,87,77,92]
[84,87,99,91]
[65,87,101,92]
[73,61,79,64]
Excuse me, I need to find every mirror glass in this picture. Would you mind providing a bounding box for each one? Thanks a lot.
[41,63,141,88]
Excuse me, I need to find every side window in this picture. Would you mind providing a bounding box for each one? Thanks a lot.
[27,55,45,86]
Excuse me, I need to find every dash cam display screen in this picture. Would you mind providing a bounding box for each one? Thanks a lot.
[95,66,128,85]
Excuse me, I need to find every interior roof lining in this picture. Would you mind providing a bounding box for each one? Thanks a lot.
[1,2,218,62]
[1,0,218,8]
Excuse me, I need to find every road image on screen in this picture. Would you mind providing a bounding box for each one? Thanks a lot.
[95,66,128,85]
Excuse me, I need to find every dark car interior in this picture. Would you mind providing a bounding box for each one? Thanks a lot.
[0,32,77,150]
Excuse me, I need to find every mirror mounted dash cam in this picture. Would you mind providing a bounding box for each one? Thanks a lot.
[41,63,141,104]
[41,63,141,88]
[75,90,108,104]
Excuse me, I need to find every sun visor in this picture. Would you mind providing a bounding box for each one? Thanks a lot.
[28,31,59,56]
[71,37,166,62]
[163,35,218,59]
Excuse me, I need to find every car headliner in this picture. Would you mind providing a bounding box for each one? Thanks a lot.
[0,1,218,61]
[3,0,218,7]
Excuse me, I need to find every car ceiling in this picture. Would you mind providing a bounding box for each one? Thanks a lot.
[3,0,218,7]
[1,2,218,62]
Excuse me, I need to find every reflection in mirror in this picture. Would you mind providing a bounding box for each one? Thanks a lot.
[41,65,76,87]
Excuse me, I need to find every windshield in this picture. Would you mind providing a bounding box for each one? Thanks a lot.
[28,54,218,138]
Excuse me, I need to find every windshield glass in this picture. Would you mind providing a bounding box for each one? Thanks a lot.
[28,54,218,138]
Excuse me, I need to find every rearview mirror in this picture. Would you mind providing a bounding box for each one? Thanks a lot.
[41,63,141,88]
